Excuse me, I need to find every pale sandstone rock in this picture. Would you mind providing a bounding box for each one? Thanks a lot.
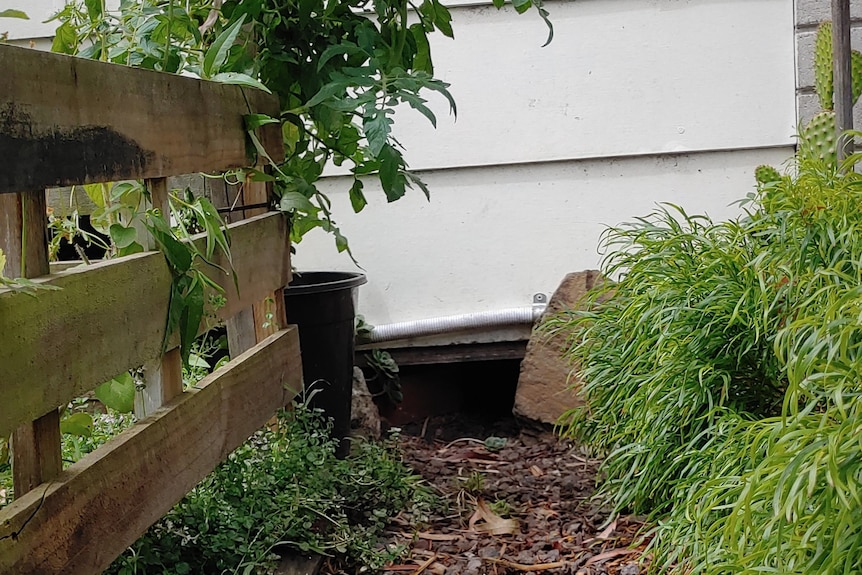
[513,270,603,425]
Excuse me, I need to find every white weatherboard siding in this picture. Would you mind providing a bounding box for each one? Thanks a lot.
[295,146,796,329]
[387,0,796,170]
[4,0,799,343]
[299,0,798,337]
[0,0,64,40]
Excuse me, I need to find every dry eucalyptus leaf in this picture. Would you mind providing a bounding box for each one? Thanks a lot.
[468,498,519,535]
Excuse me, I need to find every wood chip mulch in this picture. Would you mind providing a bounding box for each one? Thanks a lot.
[326,415,652,575]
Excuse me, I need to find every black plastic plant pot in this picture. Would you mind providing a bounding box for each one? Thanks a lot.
[284,271,367,458]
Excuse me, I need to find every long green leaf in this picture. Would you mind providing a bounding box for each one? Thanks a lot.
[202,14,246,78]
[0,9,28,19]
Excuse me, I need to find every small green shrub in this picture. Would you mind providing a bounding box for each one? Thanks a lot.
[552,152,862,574]
[107,403,435,575]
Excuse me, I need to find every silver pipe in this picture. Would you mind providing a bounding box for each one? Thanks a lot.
[366,304,548,344]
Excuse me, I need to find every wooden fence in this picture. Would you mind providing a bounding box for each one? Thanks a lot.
[0,45,302,574]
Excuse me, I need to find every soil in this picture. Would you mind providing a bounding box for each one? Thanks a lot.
[325,414,651,575]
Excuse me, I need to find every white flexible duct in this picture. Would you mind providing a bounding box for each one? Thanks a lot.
[365,305,548,344]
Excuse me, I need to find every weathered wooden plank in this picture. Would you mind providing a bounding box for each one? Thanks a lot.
[0,192,50,278]
[0,44,283,194]
[0,251,171,439]
[833,0,854,162]
[10,410,62,498]
[0,327,303,575]
[0,212,291,437]
[136,349,184,419]
[198,211,292,323]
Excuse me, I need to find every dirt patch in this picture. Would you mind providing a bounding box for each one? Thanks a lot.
[323,415,651,575]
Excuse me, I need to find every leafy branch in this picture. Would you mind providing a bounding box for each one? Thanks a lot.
[52,0,553,258]
[143,197,232,367]
[0,248,60,295]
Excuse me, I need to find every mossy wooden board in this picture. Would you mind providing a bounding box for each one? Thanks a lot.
[0,212,291,437]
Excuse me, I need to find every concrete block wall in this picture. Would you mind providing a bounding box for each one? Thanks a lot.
[796,0,862,126]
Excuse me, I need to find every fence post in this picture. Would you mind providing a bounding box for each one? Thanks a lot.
[135,178,184,419]
[0,191,62,496]
[833,0,854,162]
[226,169,288,358]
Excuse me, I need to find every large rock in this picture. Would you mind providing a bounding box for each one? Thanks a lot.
[513,270,602,425]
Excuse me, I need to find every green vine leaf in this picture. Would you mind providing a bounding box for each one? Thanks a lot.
[109,224,138,249]
[60,412,94,437]
[202,14,246,79]
[378,144,407,202]
[83,0,102,22]
[280,192,317,213]
[349,179,367,213]
[95,373,136,414]
[146,214,193,274]
[210,72,272,93]
[364,108,393,157]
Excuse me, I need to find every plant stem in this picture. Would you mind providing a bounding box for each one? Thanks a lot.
[162,0,175,71]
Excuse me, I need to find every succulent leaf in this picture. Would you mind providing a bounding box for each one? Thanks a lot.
[754,165,781,186]
[852,49,862,105]
[815,22,834,111]
[799,111,837,167]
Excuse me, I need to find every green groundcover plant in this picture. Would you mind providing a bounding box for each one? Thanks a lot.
[106,402,436,575]
[551,151,862,574]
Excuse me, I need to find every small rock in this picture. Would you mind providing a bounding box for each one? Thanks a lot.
[479,546,500,559]
[620,564,641,575]
[274,554,323,575]
[350,367,380,439]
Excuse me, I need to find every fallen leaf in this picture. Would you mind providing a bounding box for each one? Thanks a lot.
[482,558,569,572]
[532,506,559,519]
[529,465,544,477]
[584,519,617,545]
[597,519,617,540]
[435,448,499,463]
[410,554,437,575]
[584,548,636,566]
[468,498,520,535]
[417,532,461,541]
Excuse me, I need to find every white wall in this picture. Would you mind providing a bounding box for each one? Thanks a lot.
[297,147,795,327]
[0,0,63,41]
[388,0,796,170]
[4,0,799,343]
[298,0,798,336]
